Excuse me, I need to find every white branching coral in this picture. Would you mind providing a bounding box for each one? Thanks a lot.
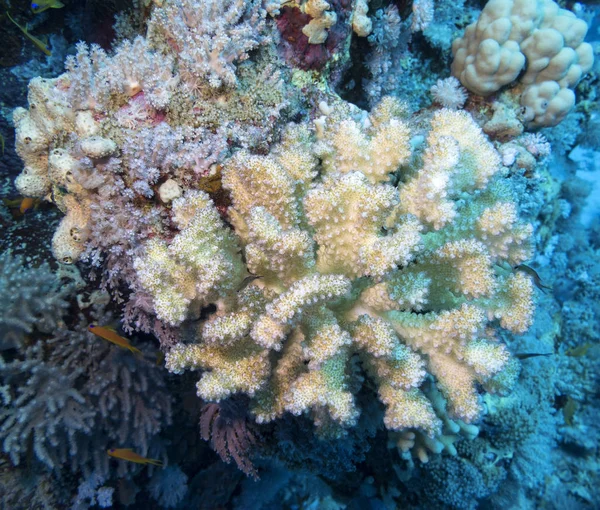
[148,0,270,89]
[163,98,535,440]
[133,191,246,325]
[8,0,545,476]
[65,38,178,111]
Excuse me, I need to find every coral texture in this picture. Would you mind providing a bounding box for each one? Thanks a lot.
[430,77,468,109]
[11,0,301,344]
[164,98,535,440]
[0,251,72,348]
[0,254,172,477]
[451,0,594,126]
[147,0,270,89]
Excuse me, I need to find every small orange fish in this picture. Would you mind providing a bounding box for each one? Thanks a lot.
[88,324,142,356]
[107,448,163,466]
[20,197,35,214]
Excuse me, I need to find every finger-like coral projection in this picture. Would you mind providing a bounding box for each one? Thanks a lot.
[133,191,246,325]
[163,99,535,440]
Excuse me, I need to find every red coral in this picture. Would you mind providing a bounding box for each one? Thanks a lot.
[275,0,352,71]
[200,400,259,478]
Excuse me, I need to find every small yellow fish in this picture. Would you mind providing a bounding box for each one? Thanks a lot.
[31,0,64,14]
[6,12,52,56]
[563,397,577,427]
[566,343,593,357]
[107,448,163,466]
[156,350,165,366]
[88,324,142,356]
[20,197,35,214]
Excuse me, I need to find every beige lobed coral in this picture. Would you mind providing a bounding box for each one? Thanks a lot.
[161,98,535,440]
[451,0,594,127]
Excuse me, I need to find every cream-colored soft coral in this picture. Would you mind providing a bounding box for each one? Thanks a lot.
[13,77,74,199]
[166,99,535,442]
[133,191,246,325]
[302,0,338,44]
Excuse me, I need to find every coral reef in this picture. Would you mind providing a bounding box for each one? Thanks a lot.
[4,0,599,507]
[273,0,355,72]
[10,0,304,345]
[147,0,271,89]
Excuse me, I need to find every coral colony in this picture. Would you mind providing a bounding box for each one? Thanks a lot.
[1,0,597,507]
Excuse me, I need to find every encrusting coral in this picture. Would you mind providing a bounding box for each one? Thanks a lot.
[163,97,535,441]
